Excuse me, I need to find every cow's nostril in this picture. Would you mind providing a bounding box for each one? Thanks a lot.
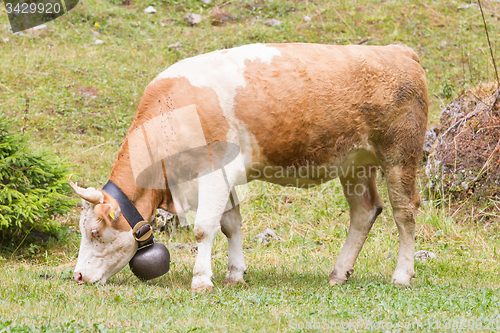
[74,272,84,284]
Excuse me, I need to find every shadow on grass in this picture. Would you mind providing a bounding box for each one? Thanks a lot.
[103,266,396,291]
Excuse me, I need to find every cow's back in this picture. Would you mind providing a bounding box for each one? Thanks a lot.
[135,43,427,171]
[233,44,427,167]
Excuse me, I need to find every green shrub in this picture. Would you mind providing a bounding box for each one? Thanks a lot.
[0,117,77,248]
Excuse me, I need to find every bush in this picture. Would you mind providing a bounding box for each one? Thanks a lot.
[425,84,500,203]
[0,117,77,248]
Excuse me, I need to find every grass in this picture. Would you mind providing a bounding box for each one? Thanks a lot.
[2,0,500,331]
[2,180,500,331]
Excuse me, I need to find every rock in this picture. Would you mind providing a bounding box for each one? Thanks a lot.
[461,181,469,191]
[168,42,182,49]
[303,15,311,22]
[200,0,211,3]
[458,3,477,9]
[264,19,283,26]
[254,228,280,246]
[185,13,202,25]
[414,250,437,261]
[12,32,25,36]
[94,39,104,45]
[144,6,156,13]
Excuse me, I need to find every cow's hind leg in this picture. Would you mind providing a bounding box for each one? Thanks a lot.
[385,165,420,285]
[330,167,383,285]
[220,205,246,284]
[377,99,426,285]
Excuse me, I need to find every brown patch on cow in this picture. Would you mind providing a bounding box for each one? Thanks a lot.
[361,190,373,213]
[234,43,427,169]
[361,170,383,213]
[194,227,206,243]
[132,77,229,144]
[98,193,132,232]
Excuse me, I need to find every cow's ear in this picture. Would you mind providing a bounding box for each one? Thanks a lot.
[95,204,120,226]
[109,206,121,222]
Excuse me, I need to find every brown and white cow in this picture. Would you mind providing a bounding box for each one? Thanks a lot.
[70,43,428,290]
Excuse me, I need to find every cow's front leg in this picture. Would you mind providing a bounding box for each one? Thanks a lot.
[192,217,220,291]
[220,205,246,284]
[190,165,239,291]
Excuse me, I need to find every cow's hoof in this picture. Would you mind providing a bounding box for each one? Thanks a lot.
[390,278,411,286]
[329,268,353,286]
[329,277,347,286]
[191,275,214,292]
[390,270,414,286]
[191,285,213,292]
[224,276,246,286]
[224,269,246,285]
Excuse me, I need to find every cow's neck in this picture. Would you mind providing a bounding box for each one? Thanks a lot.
[107,139,171,223]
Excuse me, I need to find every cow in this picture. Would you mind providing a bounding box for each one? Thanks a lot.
[70,43,428,291]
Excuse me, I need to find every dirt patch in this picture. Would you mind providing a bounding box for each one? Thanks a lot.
[211,9,235,26]
[76,87,98,99]
[425,84,500,203]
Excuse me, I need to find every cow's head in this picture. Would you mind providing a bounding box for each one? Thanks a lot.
[69,175,137,285]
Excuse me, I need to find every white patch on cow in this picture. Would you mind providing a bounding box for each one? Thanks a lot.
[154,44,281,120]
[155,45,275,196]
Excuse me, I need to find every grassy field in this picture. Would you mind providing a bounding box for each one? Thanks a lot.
[2,0,500,331]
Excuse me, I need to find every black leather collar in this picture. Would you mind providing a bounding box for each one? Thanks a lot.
[102,180,145,229]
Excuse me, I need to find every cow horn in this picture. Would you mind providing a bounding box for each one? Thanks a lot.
[68,174,104,204]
